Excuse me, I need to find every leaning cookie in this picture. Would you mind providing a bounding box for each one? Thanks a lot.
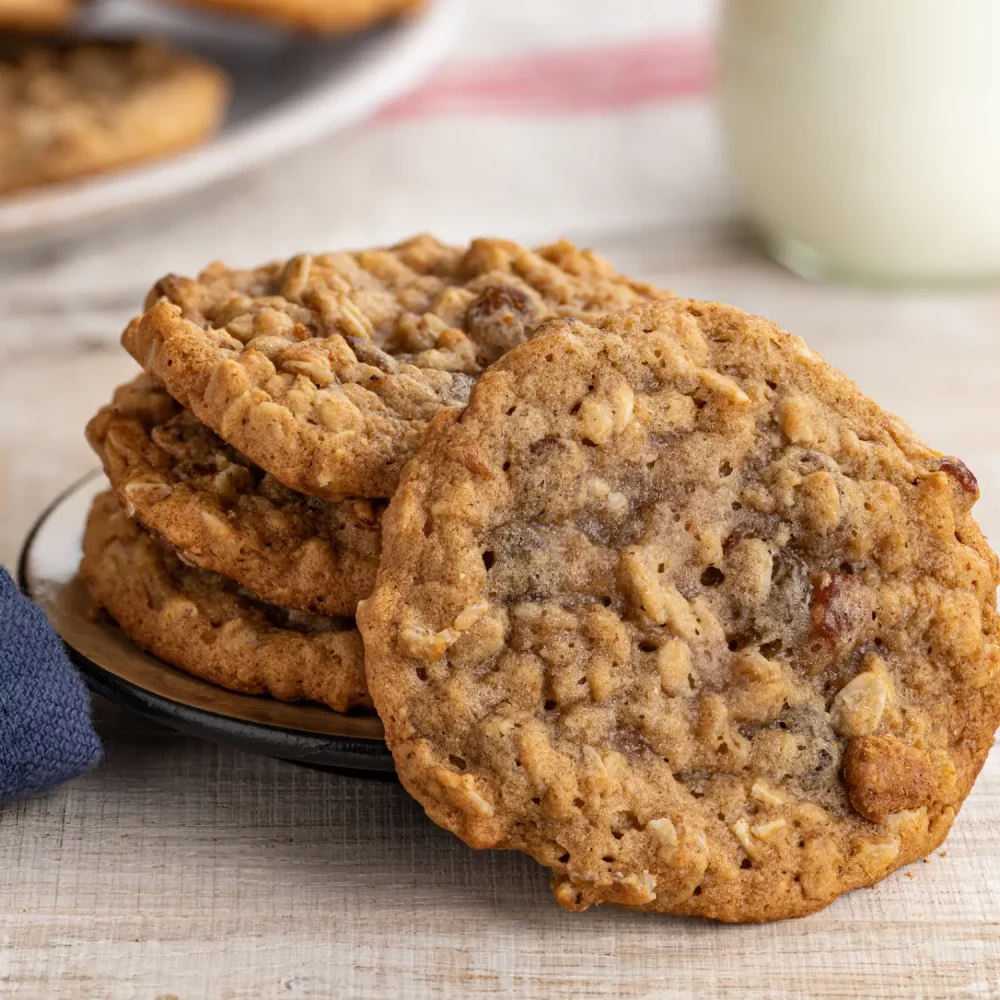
[0,40,228,195]
[359,299,1000,922]
[121,235,670,501]
[87,375,382,617]
[81,492,370,713]
[0,0,76,31]
[166,0,422,33]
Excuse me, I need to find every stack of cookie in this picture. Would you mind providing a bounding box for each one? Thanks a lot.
[82,234,669,714]
[82,233,1000,922]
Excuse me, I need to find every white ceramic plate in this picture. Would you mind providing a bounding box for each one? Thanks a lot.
[0,0,462,243]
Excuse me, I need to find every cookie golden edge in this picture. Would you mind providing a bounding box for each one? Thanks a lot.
[358,299,1000,922]
[86,376,381,617]
[81,491,371,713]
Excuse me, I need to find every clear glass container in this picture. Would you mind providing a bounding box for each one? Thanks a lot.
[718,0,1000,286]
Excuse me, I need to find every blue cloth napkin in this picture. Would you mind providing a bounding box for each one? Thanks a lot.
[0,565,101,802]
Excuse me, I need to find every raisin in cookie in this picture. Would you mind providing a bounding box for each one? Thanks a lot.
[0,0,76,31]
[0,40,228,195]
[82,492,370,712]
[167,0,422,33]
[358,300,1000,922]
[121,236,669,501]
[87,376,382,616]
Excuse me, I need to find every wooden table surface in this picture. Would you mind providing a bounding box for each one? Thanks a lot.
[2,7,1000,993]
[3,232,999,999]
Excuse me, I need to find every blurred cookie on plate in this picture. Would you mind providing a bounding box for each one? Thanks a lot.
[165,0,424,33]
[0,39,228,195]
[0,0,77,32]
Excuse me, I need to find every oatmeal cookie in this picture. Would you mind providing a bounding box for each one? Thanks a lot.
[0,0,76,31]
[87,375,382,616]
[122,235,668,500]
[167,0,422,33]
[0,39,228,195]
[81,492,370,712]
[358,300,1000,922]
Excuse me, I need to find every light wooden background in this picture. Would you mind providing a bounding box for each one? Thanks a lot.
[2,2,1000,997]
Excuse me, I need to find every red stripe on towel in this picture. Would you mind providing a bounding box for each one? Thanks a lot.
[379,35,712,121]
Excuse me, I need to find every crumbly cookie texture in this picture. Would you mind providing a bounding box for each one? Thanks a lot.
[167,0,422,33]
[358,300,1000,922]
[0,40,228,195]
[87,375,382,616]
[121,235,670,500]
[0,0,76,31]
[82,492,370,712]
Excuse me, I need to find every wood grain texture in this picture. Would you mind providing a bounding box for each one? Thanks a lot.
[2,0,1000,987]
[2,244,999,998]
[0,701,998,999]
[2,239,1000,999]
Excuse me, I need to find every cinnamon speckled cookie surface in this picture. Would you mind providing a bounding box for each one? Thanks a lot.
[81,492,370,713]
[121,235,670,500]
[358,300,1000,922]
[87,376,382,616]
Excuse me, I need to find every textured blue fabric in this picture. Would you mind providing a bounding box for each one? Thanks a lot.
[0,565,102,801]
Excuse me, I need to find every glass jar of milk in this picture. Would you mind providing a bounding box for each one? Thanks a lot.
[719,0,1000,285]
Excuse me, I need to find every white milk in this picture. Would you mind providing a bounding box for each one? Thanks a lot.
[719,0,1000,284]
